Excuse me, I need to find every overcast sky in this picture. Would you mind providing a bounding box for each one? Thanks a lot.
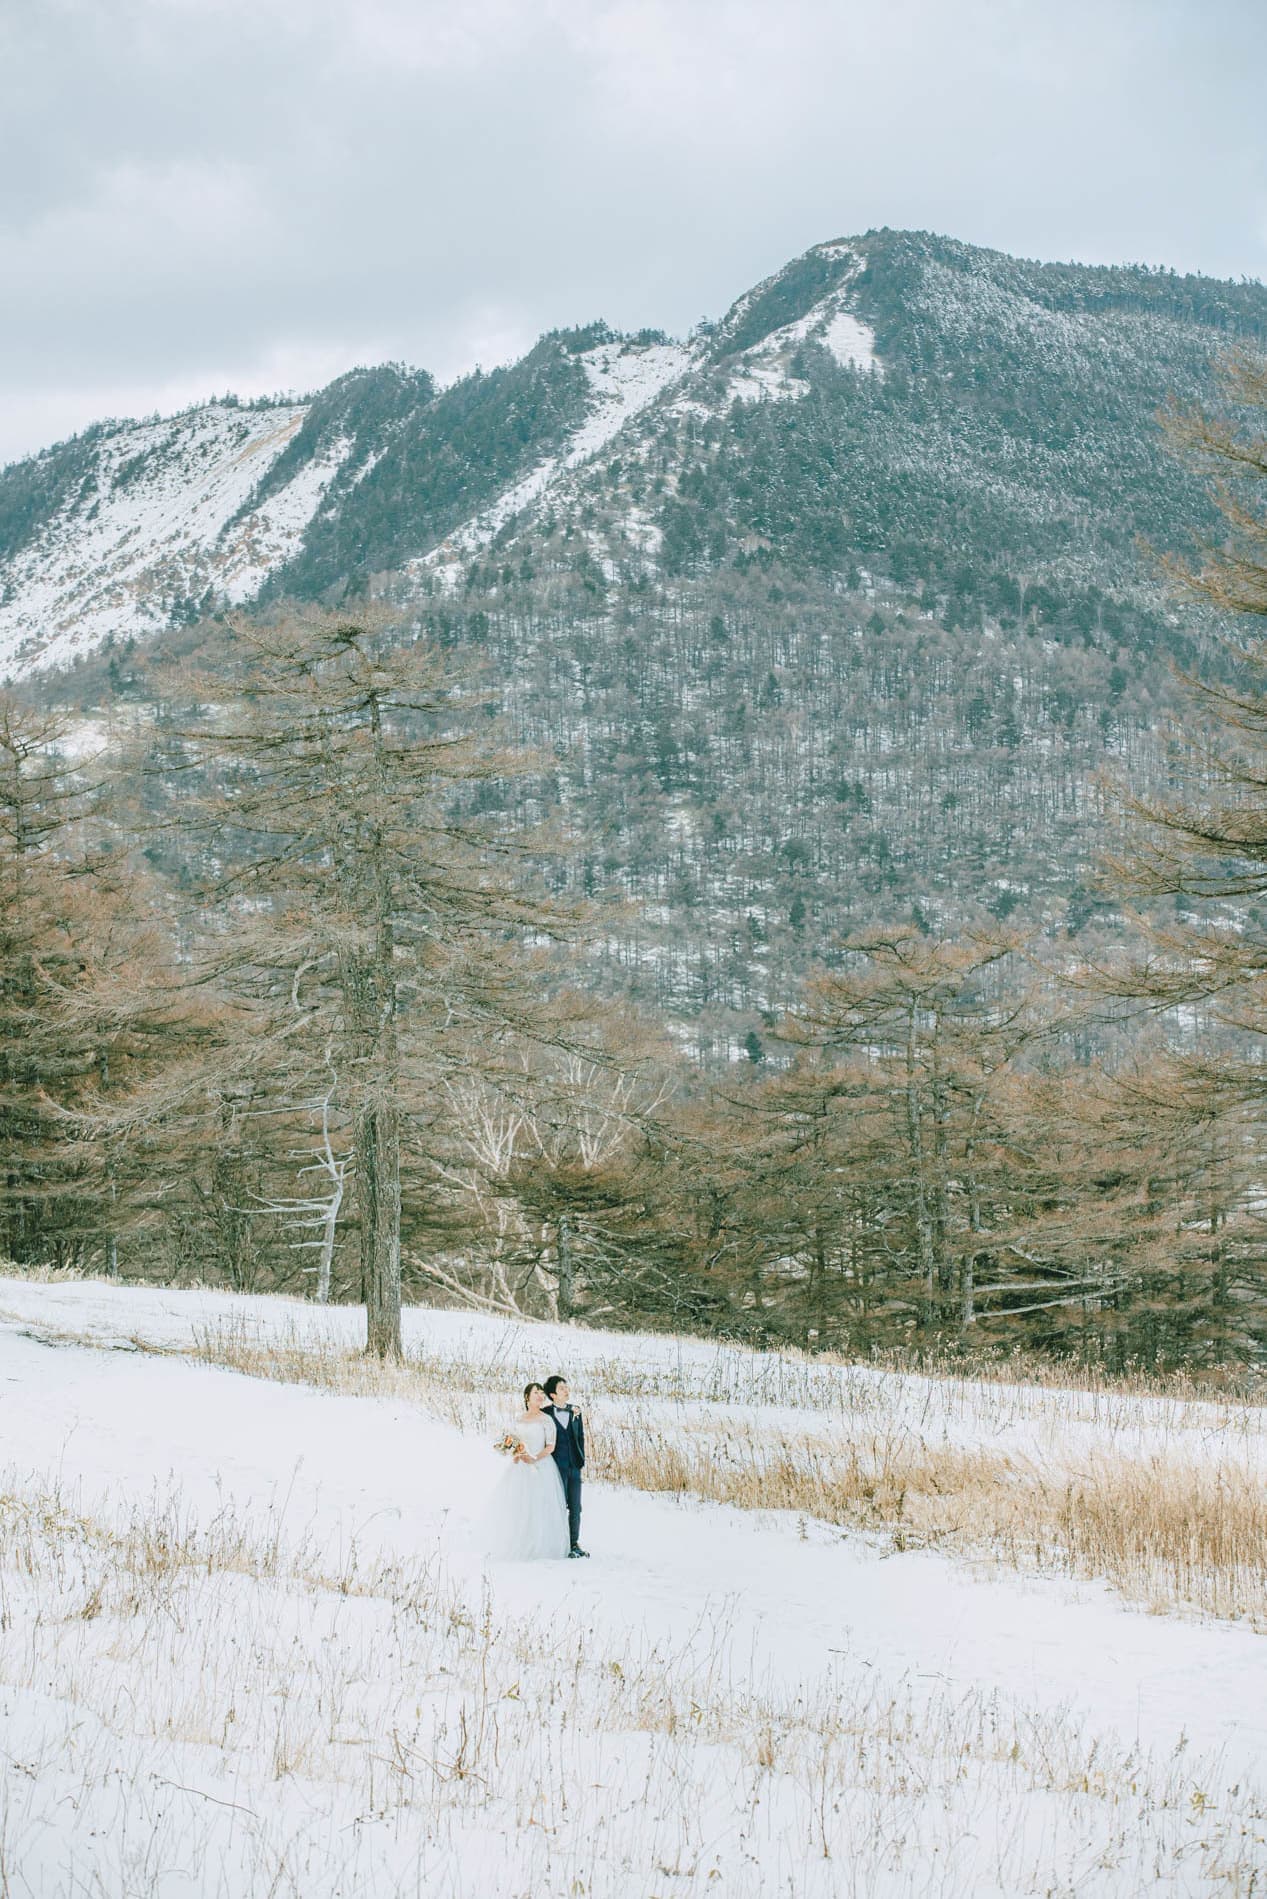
[3,0,1265,466]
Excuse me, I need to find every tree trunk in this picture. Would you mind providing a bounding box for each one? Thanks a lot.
[962,1097,984,1327]
[905,1005,936,1325]
[809,1219,828,1347]
[356,683,403,1360]
[960,1248,976,1327]
[358,1101,402,1358]
[931,1012,953,1295]
[556,1210,575,1321]
[315,1193,338,1305]
[314,1079,343,1305]
[105,1176,119,1278]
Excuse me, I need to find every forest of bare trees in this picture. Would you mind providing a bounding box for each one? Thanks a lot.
[4,367,1267,1374]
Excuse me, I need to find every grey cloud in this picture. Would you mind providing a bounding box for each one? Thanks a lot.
[3,0,1265,464]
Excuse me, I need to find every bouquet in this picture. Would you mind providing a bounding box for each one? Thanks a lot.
[495,1432,525,1458]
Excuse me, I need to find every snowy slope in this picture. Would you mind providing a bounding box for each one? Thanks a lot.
[724,248,882,403]
[419,337,695,579]
[0,403,356,675]
[418,258,884,579]
[0,1274,1264,1899]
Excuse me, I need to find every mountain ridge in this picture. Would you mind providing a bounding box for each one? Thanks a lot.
[6,226,1264,680]
[0,232,900,672]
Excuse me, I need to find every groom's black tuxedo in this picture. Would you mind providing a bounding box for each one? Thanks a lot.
[548,1403,585,1469]
[548,1403,585,1549]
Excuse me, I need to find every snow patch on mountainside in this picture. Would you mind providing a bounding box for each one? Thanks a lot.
[0,403,355,676]
[219,434,354,605]
[727,262,881,403]
[577,341,694,457]
[727,354,812,403]
[821,307,878,372]
[422,340,693,580]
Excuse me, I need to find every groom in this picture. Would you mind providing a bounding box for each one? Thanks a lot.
[544,1375,588,1558]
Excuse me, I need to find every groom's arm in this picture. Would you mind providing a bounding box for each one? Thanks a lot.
[574,1410,585,1468]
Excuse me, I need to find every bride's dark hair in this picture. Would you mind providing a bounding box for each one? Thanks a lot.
[523,1381,546,1408]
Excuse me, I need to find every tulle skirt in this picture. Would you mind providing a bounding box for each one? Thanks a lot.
[482,1454,571,1561]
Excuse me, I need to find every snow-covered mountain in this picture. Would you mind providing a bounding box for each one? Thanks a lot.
[0,328,701,674]
[0,238,893,676]
[8,230,1267,1006]
[8,224,1265,689]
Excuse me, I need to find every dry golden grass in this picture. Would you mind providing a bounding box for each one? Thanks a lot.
[187,1319,1267,1631]
[603,1421,1267,1626]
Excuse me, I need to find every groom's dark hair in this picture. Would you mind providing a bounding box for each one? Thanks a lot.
[543,1375,567,1398]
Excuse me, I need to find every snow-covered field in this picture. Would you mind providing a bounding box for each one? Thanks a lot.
[1,1276,1265,1896]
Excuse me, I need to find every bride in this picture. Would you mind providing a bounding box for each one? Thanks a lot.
[483,1382,571,1561]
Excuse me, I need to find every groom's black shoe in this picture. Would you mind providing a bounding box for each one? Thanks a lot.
[568,1545,590,1558]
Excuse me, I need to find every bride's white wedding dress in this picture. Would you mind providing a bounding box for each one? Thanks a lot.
[483,1418,571,1561]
